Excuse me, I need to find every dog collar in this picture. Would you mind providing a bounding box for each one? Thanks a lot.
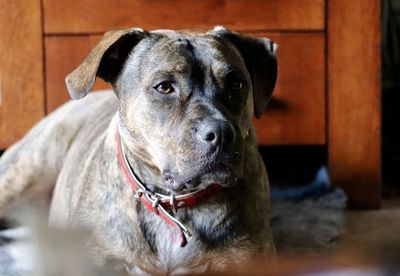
[115,130,223,247]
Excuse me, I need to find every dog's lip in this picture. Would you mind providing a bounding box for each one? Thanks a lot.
[165,179,235,195]
[162,152,243,193]
[163,166,241,194]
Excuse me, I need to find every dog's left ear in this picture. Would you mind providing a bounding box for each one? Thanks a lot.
[66,28,147,99]
[212,26,278,118]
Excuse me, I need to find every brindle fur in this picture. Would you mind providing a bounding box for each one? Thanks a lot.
[0,26,277,274]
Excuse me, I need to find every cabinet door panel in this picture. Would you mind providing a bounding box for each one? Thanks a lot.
[44,0,325,34]
[0,0,44,148]
[45,36,110,112]
[254,33,325,145]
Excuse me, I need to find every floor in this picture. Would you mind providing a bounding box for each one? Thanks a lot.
[336,199,400,265]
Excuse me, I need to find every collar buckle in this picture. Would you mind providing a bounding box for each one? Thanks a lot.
[133,189,143,199]
[169,194,177,215]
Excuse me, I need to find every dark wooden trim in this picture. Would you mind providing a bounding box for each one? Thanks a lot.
[327,0,381,208]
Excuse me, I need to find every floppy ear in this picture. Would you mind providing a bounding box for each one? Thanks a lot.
[212,26,278,118]
[65,28,146,99]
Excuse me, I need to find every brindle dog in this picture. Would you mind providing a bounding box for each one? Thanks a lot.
[0,26,277,274]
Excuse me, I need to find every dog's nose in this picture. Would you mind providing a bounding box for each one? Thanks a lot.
[196,120,235,150]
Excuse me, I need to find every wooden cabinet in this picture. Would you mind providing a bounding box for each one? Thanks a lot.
[0,0,45,148]
[0,0,381,208]
[43,0,325,32]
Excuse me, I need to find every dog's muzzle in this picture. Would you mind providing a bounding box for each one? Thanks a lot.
[116,130,224,247]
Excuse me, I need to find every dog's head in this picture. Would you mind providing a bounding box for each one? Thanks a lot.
[66,26,277,193]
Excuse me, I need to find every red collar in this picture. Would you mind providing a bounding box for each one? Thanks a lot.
[116,131,223,247]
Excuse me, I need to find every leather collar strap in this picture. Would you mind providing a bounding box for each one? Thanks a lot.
[115,130,223,247]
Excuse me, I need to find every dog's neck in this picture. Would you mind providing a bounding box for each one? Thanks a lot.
[115,119,162,191]
[113,118,272,258]
[120,143,165,194]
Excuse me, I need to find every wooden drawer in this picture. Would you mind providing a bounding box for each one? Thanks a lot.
[254,33,325,145]
[45,36,111,111]
[45,32,325,145]
[43,0,325,34]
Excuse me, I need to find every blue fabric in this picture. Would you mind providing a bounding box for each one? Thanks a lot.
[270,166,332,200]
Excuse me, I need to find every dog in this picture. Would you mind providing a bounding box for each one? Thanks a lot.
[0,26,277,274]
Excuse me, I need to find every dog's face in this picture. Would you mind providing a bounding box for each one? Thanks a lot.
[66,27,277,193]
[117,31,256,192]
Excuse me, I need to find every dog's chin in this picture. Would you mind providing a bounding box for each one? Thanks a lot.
[161,167,242,195]
[193,170,240,190]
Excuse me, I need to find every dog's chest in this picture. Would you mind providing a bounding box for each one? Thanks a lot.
[154,229,207,274]
[127,233,208,275]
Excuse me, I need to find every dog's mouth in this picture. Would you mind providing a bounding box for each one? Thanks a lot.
[161,159,243,195]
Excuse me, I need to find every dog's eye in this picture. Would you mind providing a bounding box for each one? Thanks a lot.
[231,80,244,90]
[228,72,245,91]
[155,82,175,94]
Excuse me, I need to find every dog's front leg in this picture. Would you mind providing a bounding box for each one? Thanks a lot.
[0,103,86,215]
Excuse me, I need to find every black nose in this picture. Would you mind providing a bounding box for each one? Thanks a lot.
[196,120,235,150]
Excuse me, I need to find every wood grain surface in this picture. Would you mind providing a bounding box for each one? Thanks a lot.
[0,0,45,148]
[45,36,110,112]
[254,33,325,145]
[43,0,325,34]
[328,0,381,208]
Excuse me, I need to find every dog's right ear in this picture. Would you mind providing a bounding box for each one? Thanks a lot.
[65,28,146,99]
[211,26,277,119]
